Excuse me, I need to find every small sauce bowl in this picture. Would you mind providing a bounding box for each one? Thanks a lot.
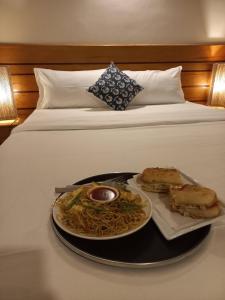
[87,185,119,203]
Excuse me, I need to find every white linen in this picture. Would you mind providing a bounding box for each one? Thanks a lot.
[1,102,225,300]
[125,66,185,105]
[34,68,107,109]
[13,102,225,132]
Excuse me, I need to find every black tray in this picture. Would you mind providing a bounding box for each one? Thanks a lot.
[52,172,210,268]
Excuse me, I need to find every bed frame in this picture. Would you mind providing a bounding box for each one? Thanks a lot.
[0,44,225,119]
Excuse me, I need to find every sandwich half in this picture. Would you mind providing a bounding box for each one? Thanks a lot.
[137,167,183,193]
[169,184,221,218]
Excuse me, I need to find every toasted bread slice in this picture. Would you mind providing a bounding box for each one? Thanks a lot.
[169,184,221,218]
[170,184,217,207]
[138,168,182,193]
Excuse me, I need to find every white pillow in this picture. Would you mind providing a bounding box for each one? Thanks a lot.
[34,68,108,108]
[124,66,185,105]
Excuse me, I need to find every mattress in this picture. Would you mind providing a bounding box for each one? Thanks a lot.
[1,102,225,300]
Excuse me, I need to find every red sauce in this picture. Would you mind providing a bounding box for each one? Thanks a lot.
[89,186,118,201]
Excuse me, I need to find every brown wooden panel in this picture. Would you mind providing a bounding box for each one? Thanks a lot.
[1,44,225,64]
[14,93,38,108]
[17,109,34,119]
[0,126,13,145]
[12,75,37,92]
[181,71,211,86]
[11,71,211,93]
[183,86,209,101]
[8,62,214,75]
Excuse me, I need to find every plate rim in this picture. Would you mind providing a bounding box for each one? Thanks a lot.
[52,181,152,240]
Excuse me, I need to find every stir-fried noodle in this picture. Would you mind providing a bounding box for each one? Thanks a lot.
[56,183,148,237]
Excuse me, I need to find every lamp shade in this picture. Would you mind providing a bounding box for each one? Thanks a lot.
[208,63,225,107]
[0,66,17,121]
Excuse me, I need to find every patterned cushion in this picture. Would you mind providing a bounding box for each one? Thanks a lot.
[88,63,144,110]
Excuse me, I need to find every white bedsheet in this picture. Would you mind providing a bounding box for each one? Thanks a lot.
[1,102,225,300]
[13,102,225,132]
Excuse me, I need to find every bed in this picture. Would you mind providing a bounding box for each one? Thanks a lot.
[0,44,225,300]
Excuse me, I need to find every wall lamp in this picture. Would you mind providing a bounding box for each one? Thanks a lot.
[0,66,17,124]
[208,63,225,107]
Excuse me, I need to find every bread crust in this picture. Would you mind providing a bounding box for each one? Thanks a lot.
[170,184,217,207]
[141,168,182,185]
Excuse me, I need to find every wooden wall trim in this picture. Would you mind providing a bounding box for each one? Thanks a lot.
[1,44,225,64]
[7,62,215,74]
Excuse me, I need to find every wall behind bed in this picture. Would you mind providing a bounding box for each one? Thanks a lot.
[0,0,225,44]
[0,44,225,119]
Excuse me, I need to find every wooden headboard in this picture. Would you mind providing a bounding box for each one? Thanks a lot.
[1,44,225,119]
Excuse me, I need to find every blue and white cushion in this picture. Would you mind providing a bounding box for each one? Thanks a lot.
[88,63,143,110]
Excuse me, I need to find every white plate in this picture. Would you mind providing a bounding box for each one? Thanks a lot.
[128,172,225,240]
[52,184,152,240]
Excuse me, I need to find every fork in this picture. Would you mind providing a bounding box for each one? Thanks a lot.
[55,174,127,193]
